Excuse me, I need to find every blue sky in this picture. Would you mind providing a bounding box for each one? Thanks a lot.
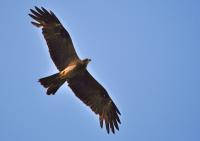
[1,0,200,141]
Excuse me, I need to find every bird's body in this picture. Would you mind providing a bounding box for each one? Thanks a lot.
[60,63,78,80]
[39,59,91,95]
[29,7,121,134]
[59,59,90,81]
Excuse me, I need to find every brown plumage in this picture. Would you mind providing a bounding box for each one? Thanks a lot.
[29,6,121,134]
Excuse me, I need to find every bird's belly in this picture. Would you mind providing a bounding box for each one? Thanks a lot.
[59,64,84,80]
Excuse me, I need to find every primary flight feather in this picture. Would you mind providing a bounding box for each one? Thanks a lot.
[29,6,121,134]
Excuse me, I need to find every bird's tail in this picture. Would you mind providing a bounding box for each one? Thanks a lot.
[39,73,66,95]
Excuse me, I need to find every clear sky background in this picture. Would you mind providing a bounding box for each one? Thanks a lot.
[1,0,200,141]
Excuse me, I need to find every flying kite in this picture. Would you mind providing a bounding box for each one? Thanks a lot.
[29,6,121,134]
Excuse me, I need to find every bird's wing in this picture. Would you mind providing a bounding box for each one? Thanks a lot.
[68,70,121,134]
[29,7,79,71]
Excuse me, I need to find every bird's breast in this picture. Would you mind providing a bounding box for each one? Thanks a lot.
[59,63,85,80]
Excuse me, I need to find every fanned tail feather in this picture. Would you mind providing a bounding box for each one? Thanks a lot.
[39,73,65,95]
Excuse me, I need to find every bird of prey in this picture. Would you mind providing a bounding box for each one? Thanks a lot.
[29,6,121,134]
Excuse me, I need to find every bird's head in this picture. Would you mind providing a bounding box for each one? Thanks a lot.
[82,58,91,65]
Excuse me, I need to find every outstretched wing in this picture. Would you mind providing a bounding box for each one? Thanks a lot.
[68,70,121,134]
[29,7,79,71]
